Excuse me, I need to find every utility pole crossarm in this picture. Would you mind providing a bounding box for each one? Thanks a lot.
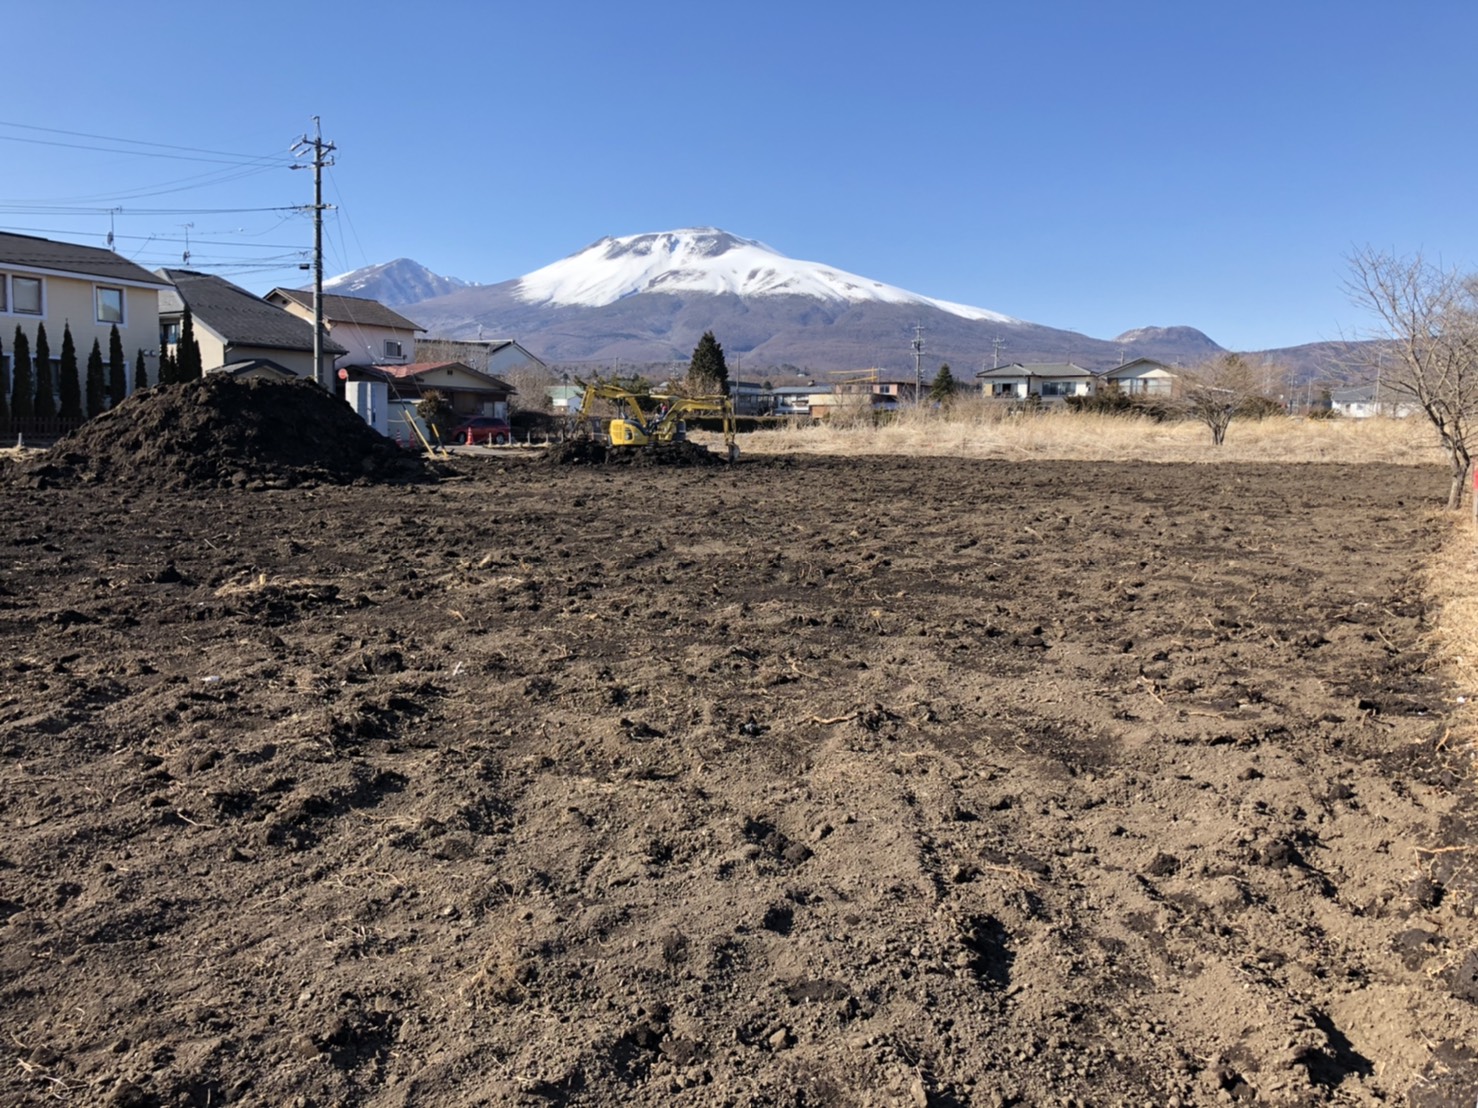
[291,117,337,390]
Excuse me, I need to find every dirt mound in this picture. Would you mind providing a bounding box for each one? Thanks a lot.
[6,375,429,490]
[545,439,728,466]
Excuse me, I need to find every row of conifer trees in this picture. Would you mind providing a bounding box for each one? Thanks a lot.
[0,307,202,425]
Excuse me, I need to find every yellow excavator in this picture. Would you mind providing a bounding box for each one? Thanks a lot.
[573,377,739,460]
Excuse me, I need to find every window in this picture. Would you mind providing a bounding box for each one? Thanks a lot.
[162,321,180,345]
[1040,380,1079,397]
[0,276,7,312]
[384,340,403,358]
[96,286,124,324]
[12,276,41,315]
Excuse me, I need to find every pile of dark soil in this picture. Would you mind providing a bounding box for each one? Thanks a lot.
[5,375,429,490]
[545,439,727,466]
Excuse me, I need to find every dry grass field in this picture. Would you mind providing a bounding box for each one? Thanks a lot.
[731,402,1446,466]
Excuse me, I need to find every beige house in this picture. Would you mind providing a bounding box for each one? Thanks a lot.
[0,231,169,397]
[1099,357,1179,397]
[263,288,425,370]
[158,270,345,382]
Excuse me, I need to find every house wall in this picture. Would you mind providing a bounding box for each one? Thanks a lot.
[275,300,415,368]
[326,321,414,368]
[0,275,160,398]
[185,324,333,381]
[1105,368,1177,395]
[980,377,1092,400]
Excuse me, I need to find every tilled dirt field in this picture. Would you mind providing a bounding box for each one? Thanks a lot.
[3,454,1478,1107]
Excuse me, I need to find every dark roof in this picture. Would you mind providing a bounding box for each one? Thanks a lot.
[975,362,1093,379]
[0,231,170,287]
[267,288,425,332]
[160,270,347,355]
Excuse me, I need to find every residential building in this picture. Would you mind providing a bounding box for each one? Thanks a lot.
[1329,384,1417,419]
[0,231,169,397]
[976,363,1096,402]
[413,337,547,379]
[263,288,425,369]
[359,361,515,418]
[1098,357,1178,397]
[770,384,820,417]
[157,270,346,382]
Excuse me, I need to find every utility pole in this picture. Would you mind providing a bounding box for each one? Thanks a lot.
[292,118,336,390]
[992,335,1006,369]
[911,324,925,403]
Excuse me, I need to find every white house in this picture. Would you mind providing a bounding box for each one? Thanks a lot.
[976,363,1096,402]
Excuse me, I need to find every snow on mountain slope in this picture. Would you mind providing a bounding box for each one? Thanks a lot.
[321,258,470,307]
[514,228,1016,324]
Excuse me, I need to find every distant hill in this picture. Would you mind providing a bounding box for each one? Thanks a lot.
[327,230,1354,378]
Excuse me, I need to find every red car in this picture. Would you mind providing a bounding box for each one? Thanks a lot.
[453,416,512,446]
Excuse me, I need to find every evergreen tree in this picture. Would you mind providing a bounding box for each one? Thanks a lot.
[177,308,202,381]
[929,363,958,405]
[11,326,33,419]
[108,325,127,407]
[158,348,176,386]
[57,324,82,420]
[134,349,148,393]
[687,330,729,395]
[32,322,54,419]
[85,338,106,418]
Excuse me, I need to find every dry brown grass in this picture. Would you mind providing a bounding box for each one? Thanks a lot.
[727,402,1444,465]
[1424,516,1478,760]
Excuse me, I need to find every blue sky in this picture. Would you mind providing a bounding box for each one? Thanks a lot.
[4,0,1475,353]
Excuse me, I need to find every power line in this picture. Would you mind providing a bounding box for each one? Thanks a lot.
[0,204,301,215]
[0,121,291,165]
[0,225,306,249]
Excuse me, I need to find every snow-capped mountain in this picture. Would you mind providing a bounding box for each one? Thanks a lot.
[357,229,1235,373]
[320,258,471,308]
[514,228,1016,324]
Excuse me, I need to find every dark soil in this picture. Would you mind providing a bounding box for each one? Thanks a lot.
[6,376,430,490]
[2,454,1476,1107]
[545,440,728,467]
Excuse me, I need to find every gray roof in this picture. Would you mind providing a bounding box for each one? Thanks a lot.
[976,362,1093,379]
[0,231,170,287]
[266,287,425,332]
[160,270,347,355]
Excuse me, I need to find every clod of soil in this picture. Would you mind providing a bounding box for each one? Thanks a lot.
[4,375,430,490]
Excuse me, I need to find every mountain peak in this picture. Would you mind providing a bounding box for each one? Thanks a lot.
[1114,325,1222,352]
[513,228,1015,324]
[320,258,472,308]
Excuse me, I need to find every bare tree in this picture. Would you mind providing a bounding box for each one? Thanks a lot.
[1175,353,1282,446]
[1345,248,1478,509]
